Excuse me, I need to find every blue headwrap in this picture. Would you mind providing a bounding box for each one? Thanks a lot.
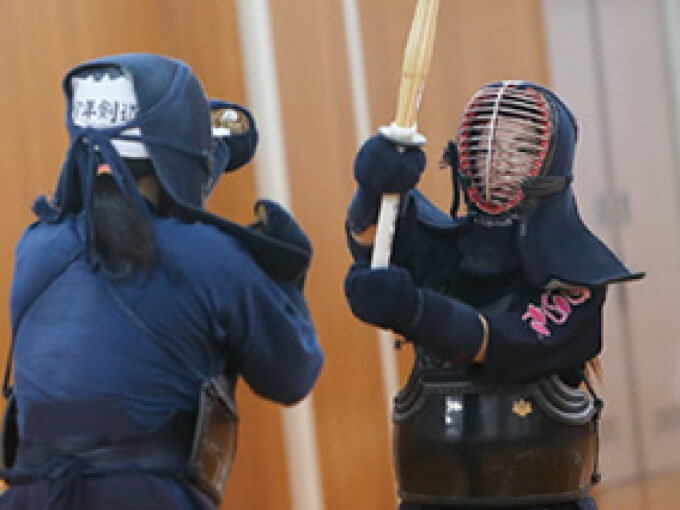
[41,53,308,281]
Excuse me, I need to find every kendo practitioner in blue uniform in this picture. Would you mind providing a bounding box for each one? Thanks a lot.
[344,81,643,510]
[0,53,323,509]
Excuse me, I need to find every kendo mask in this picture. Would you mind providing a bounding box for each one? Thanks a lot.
[444,81,572,220]
[435,81,641,286]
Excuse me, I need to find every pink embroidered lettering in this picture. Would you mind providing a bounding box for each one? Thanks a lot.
[564,287,591,306]
[541,293,569,324]
[522,287,591,337]
[552,295,571,314]
[522,304,551,336]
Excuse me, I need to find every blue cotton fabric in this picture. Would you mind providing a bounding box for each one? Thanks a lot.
[3,212,323,510]
[11,213,322,430]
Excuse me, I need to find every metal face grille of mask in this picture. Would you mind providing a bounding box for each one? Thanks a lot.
[457,83,552,215]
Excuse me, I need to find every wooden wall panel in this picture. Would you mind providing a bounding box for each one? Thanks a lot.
[591,0,680,476]
[268,2,395,510]
[0,2,288,510]
[541,0,639,482]
[594,470,680,510]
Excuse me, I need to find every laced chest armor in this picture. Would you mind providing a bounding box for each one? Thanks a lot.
[393,259,601,506]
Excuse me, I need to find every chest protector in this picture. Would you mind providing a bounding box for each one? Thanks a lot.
[393,366,601,506]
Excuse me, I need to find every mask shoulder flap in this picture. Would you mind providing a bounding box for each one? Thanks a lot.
[411,189,466,232]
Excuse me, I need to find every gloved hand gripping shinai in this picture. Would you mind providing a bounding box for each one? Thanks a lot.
[344,263,484,363]
[347,135,426,234]
[250,200,313,284]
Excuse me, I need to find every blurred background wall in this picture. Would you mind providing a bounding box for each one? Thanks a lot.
[0,1,677,510]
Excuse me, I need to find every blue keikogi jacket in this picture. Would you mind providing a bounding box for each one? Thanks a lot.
[1,53,322,510]
[4,210,323,510]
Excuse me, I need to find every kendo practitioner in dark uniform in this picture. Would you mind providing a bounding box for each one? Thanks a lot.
[344,81,643,510]
[0,53,323,510]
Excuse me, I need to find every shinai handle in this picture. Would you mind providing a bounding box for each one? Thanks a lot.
[372,0,440,270]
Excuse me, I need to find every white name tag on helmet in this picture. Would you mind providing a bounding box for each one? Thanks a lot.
[71,72,149,159]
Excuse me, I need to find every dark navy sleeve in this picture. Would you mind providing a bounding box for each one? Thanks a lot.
[203,241,323,405]
[479,286,606,383]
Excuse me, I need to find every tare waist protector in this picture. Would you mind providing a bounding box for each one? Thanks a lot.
[1,376,238,505]
[393,372,601,507]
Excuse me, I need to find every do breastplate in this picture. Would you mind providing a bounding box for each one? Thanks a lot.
[392,366,601,507]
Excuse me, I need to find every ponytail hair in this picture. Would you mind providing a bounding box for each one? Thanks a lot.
[585,356,602,384]
[91,159,158,273]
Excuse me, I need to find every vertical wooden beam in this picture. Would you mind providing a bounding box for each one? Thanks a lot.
[235,3,326,510]
[268,1,396,510]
